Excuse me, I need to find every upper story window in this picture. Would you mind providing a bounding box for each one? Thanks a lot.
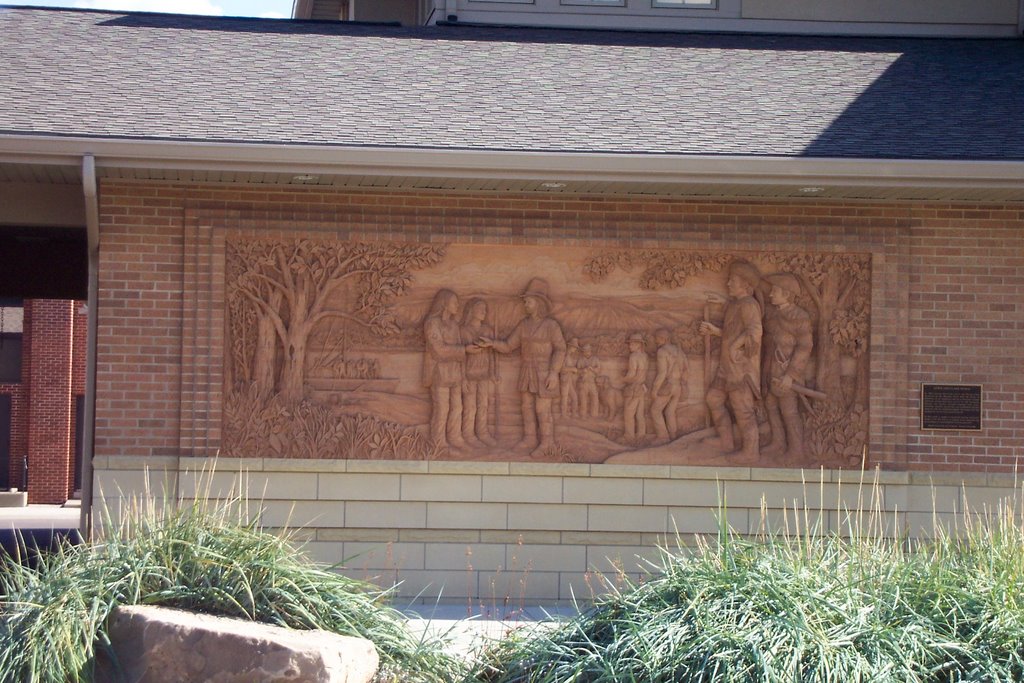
[0,300,23,384]
[473,0,716,6]
[653,0,716,6]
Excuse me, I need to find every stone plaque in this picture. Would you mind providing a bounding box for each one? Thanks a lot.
[921,384,982,431]
[223,239,871,467]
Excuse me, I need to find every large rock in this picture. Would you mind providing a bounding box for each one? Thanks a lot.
[96,605,379,683]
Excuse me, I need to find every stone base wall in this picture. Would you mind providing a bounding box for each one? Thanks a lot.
[93,456,1019,603]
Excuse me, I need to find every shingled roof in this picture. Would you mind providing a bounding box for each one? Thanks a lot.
[2,6,1023,161]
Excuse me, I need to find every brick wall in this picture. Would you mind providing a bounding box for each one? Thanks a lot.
[907,210,1024,471]
[0,299,88,502]
[92,179,1024,601]
[96,183,185,463]
[0,379,27,489]
[93,181,1024,472]
[26,299,73,503]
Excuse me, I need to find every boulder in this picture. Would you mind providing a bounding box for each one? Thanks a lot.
[95,604,379,683]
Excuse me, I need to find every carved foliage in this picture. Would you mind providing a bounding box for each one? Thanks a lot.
[584,250,731,290]
[807,404,869,463]
[830,291,871,357]
[226,238,445,403]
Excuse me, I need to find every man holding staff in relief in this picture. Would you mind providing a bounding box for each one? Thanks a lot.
[699,260,763,459]
[477,278,566,459]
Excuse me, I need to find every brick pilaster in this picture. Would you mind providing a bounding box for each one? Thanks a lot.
[27,299,73,504]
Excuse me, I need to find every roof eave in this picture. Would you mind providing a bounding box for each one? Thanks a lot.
[2,134,1024,196]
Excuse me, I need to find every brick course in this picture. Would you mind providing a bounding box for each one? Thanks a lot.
[95,180,1023,474]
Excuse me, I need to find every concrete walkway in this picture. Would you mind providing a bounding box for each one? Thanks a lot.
[401,603,577,661]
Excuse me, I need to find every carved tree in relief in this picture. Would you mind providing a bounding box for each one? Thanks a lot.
[830,283,871,409]
[762,253,870,402]
[226,240,280,394]
[227,239,445,404]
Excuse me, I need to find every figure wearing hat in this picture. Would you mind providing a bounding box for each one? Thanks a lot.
[622,332,650,441]
[761,273,813,460]
[699,260,763,458]
[478,278,567,458]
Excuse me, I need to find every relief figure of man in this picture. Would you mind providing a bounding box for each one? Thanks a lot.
[622,332,649,440]
[699,260,763,458]
[761,273,813,459]
[423,288,472,450]
[559,338,581,417]
[650,328,687,443]
[478,278,566,458]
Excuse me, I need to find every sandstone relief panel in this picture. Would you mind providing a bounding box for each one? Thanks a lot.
[223,240,870,467]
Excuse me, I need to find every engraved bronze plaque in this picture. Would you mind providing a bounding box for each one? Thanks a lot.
[921,384,982,431]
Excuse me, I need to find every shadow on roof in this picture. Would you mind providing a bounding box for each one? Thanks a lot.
[802,42,1024,160]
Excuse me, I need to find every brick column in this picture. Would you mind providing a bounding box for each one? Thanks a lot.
[70,301,88,492]
[27,300,73,504]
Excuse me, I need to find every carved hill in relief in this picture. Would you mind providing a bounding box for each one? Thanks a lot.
[223,240,871,468]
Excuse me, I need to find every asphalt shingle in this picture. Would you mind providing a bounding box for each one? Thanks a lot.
[1,6,1022,160]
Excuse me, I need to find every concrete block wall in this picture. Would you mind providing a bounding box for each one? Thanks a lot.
[92,456,1022,603]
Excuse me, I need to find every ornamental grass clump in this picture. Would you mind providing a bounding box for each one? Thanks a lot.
[471,479,1024,683]
[0,478,465,683]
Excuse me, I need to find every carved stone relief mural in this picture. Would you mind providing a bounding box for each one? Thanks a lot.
[223,240,870,467]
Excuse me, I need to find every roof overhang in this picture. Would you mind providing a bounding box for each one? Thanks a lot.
[2,133,1024,203]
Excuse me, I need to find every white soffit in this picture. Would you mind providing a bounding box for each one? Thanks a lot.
[1,136,1023,202]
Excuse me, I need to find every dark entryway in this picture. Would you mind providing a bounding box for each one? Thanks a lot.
[0,227,86,300]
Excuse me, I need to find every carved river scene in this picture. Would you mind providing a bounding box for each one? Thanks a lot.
[224,240,870,467]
